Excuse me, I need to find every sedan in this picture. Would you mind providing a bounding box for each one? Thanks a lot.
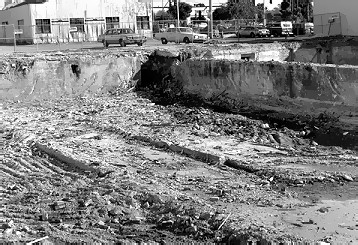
[98,28,147,47]
[237,26,270,38]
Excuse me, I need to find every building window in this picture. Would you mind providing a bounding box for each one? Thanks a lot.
[17,19,24,29]
[136,16,149,30]
[70,18,85,32]
[35,19,51,34]
[105,17,119,29]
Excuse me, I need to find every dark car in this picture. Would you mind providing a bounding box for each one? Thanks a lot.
[267,22,294,37]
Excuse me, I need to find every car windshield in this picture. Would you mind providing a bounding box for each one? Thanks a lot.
[178,27,193,33]
[121,29,134,34]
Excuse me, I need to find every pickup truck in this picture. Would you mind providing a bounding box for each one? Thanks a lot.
[154,27,208,44]
[98,28,147,47]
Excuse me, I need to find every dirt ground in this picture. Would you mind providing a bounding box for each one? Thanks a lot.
[1,92,357,244]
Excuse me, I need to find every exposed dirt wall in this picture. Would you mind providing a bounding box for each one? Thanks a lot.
[174,59,358,106]
[0,53,142,101]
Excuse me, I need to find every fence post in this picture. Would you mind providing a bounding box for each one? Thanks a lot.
[12,24,16,53]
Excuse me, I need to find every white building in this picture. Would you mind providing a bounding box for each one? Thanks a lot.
[0,0,153,44]
[313,0,358,36]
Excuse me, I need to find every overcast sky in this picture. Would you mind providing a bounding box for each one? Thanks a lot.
[152,0,282,10]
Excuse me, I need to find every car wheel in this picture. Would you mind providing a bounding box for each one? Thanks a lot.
[250,32,255,38]
[183,37,190,44]
[161,38,168,44]
[137,42,143,46]
[119,39,126,47]
[103,41,109,48]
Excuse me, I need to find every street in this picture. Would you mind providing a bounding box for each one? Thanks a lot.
[0,36,303,54]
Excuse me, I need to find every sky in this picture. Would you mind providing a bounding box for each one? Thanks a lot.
[152,0,282,10]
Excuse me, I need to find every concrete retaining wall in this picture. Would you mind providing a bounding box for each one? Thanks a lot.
[174,59,358,107]
[294,43,358,66]
[0,54,142,100]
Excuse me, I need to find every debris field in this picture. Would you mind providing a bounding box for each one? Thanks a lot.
[1,92,357,244]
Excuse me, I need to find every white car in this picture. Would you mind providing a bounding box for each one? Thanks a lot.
[237,26,270,38]
[154,27,208,44]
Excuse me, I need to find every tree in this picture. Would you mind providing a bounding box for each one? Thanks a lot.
[256,3,265,21]
[213,4,231,20]
[228,0,259,19]
[280,0,292,21]
[212,0,261,20]
[155,10,172,20]
[167,2,192,20]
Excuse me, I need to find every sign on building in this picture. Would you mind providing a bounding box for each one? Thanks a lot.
[69,27,78,32]
[14,29,23,34]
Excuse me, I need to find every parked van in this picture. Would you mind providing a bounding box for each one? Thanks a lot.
[267,21,294,37]
[293,22,314,35]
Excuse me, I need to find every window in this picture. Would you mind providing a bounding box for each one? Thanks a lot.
[105,17,119,29]
[136,16,149,30]
[35,19,51,34]
[18,19,24,29]
[70,18,85,32]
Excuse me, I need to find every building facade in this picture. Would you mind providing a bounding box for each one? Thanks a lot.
[313,0,357,36]
[0,0,153,44]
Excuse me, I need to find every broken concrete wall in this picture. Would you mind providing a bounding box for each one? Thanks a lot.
[0,54,142,100]
[292,37,358,65]
[174,59,358,107]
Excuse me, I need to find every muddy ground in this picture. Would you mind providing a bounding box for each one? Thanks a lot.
[1,91,357,244]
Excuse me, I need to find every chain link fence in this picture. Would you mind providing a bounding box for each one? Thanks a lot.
[152,18,266,44]
[0,18,298,52]
[0,21,151,52]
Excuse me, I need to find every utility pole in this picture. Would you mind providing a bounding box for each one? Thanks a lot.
[263,0,266,26]
[209,0,213,39]
[176,0,179,27]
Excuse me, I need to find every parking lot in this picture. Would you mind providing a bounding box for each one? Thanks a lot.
[0,36,304,54]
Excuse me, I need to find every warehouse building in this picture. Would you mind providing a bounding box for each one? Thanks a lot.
[313,0,357,36]
[0,0,152,44]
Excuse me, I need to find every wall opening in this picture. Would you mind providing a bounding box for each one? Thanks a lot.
[71,64,81,78]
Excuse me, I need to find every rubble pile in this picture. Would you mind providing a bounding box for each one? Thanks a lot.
[1,92,357,244]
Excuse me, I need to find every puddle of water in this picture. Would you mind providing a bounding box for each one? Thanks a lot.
[282,199,358,243]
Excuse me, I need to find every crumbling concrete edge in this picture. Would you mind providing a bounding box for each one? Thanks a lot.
[128,134,356,184]
[34,142,100,175]
[130,135,225,165]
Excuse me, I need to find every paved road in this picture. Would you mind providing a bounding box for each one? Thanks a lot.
[0,36,307,55]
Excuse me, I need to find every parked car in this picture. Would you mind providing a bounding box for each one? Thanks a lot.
[154,27,208,44]
[199,26,220,38]
[237,26,270,38]
[216,24,238,37]
[97,28,147,47]
[267,22,294,37]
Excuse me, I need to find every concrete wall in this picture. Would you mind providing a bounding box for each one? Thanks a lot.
[174,59,358,107]
[0,54,142,100]
[314,0,358,36]
[294,44,358,66]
